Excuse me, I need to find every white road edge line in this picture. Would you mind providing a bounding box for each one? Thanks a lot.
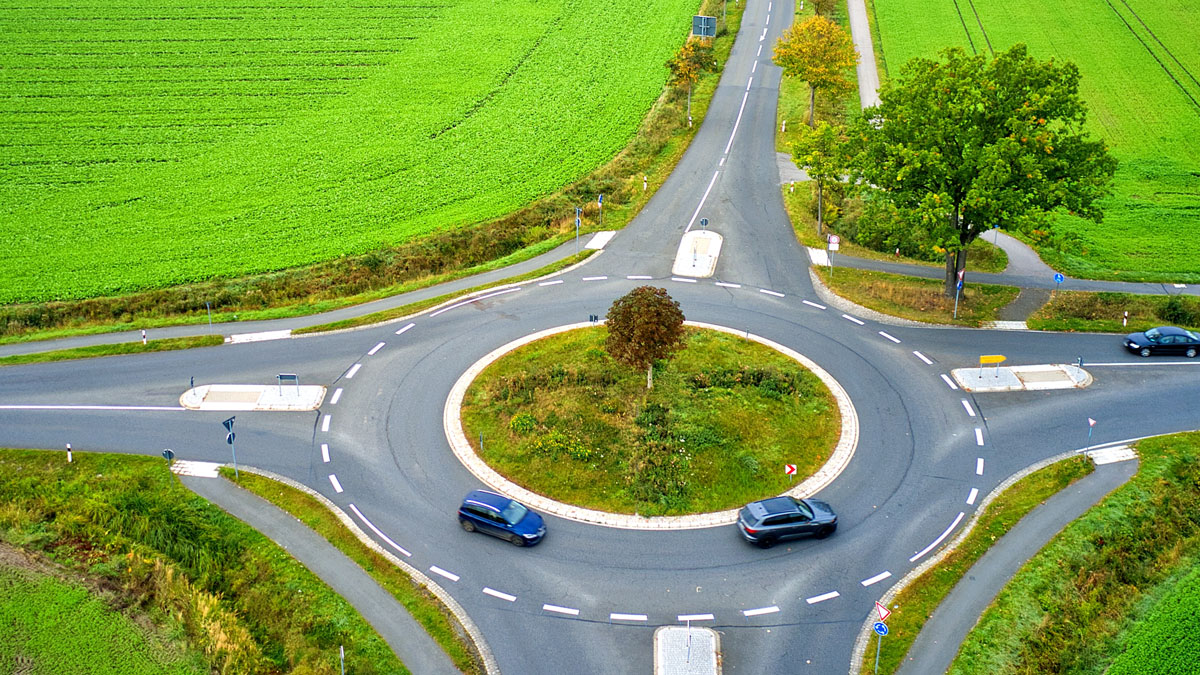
[742,606,780,617]
[803,300,827,310]
[715,281,741,288]
[348,503,412,557]
[842,314,865,325]
[861,571,892,587]
[543,604,580,616]
[878,331,901,344]
[321,414,331,432]
[429,566,460,582]
[672,277,698,283]
[962,399,976,417]
[976,457,985,475]
[320,443,330,463]
[678,613,715,622]
[806,590,840,604]
[724,90,751,154]
[610,613,648,622]
[367,342,385,356]
[759,288,785,297]
[967,488,979,505]
[394,322,415,335]
[483,587,516,602]
[913,351,933,365]
[538,280,564,286]
[328,474,343,493]
[330,387,343,405]
[686,170,721,232]
[910,511,966,562]
[941,374,959,390]
[345,363,362,379]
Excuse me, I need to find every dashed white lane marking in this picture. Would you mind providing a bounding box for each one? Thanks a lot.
[715,281,741,288]
[627,275,652,280]
[878,331,901,344]
[742,606,780,617]
[610,613,648,622]
[861,571,892,587]
[345,363,362,379]
[842,314,865,325]
[543,604,580,616]
[910,511,965,562]
[348,504,412,557]
[757,44,762,57]
[686,170,721,232]
[678,613,715,622]
[803,300,827,310]
[430,287,521,317]
[961,399,976,417]
[367,342,385,356]
[768,1,772,9]
[330,388,343,405]
[941,374,959,390]
[913,351,933,365]
[806,590,840,604]
[746,76,753,91]
[582,276,607,281]
[759,288,785,297]
[719,156,726,166]
[430,566,460,582]
[394,322,415,335]
[760,27,767,41]
[967,488,979,505]
[321,414,331,432]
[752,60,757,73]
[765,12,769,24]
[328,474,343,493]
[976,457,985,475]
[321,443,330,463]
[975,428,984,445]
[725,91,751,154]
[672,277,698,283]
[538,280,564,286]
[483,587,516,602]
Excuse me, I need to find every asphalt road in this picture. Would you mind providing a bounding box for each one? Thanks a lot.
[3,1,1200,673]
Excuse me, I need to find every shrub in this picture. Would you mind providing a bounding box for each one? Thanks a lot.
[508,413,537,435]
[1158,294,1200,327]
[528,430,592,462]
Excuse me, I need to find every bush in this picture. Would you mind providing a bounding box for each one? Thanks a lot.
[528,430,592,462]
[507,413,537,435]
[1158,294,1200,327]
[627,439,690,506]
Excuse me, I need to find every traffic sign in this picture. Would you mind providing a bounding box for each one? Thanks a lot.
[874,622,889,637]
[692,15,716,37]
[875,601,891,622]
[222,416,236,432]
[226,432,236,445]
[829,235,840,244]
[979,354,1006,366]
[162,449,174,462]
[700,218,708,229]
[1054,273,1065,284]
[784,464,797,475]
[957,269,965,281]
[956,279,963,290]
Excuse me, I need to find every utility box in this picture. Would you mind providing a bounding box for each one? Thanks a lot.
[654,625,721,675]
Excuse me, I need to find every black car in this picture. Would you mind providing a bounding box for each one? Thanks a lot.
[1124,326,1200,358]
[458,490,546,547]
[736,496,837,548]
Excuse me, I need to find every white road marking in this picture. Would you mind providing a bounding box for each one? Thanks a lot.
[345,363,362,379]
[803,300,827,310]
[678,613,715,622]
[752,60,757,73]
[746,77,753,92]
[627,275,652,280]
[976,457,985,475]
[430,287,521,317]
[768,1,772,9]
[759,289,785,297]
[715,281,741,288]
[672,277,698,283]
[806,590,840,604]
[430,566,460,582]
[367,342,385,356]
[878,331,901,344]
[760,27,767,41]
[967,488,979,505]
[842,314,865,325]
[975,428,984,445]
[913,351,933,365]
[394,322,415,335]
[910,511,966,562]
[330,388,343,405]
[742,606,780,617]
[538,280,564,286]
[483,587,516,602]
[941,374,959,390]
[328,474,343,493]
[686,170,721,232]
[961,399,976,417]
[720,156,726,166]
[725,91,751,154]
[757,45,763,57]
[610,613,648,622]
[321,414,331,432]
[348,503,412,557]
[765,13,770,25]
[861,571,892,587]
[321,443,330,463]
[582,276,607,281]
[0,405,185,412]
[543,604,580,616]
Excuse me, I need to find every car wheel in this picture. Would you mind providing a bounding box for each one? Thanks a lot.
[1187,348,1197,358]
[460,520,475,533]
[509,534,526,547]
[1139,347,1151,357]
[755,537,775,549]
[815,525,836,539]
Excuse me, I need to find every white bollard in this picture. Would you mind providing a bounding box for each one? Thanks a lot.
[141,329,147,345]
[66,443,72,463]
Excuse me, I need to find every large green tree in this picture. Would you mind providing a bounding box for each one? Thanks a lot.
[792,121,851,235]
[773,15,858,127]
[851,45,1118,296]
[605,286,686,389]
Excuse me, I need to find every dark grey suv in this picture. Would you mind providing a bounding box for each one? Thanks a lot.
[737,496,837,548]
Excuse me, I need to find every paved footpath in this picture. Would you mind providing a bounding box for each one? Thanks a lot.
[181,475,462,675]
[895,459,1138,675]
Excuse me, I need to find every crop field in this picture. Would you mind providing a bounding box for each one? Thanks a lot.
[0,0,697,303]
[873,0,1200,281]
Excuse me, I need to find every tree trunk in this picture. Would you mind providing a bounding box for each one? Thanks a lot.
[808,86,817,128]
[646,364,654,390]
[944,205,968,297]
[816,180,824,235]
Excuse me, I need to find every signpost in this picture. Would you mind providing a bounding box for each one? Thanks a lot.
[575,206,582,254]
[827,234,839,279]
[277,373,298,396]
[1053,272,1064,295]
[597,194,604,230]
[784,464,796,481]
[692,15,716,37]
[700,217,708,230]
[953,269,965,319]
[873,621,889,673]
[1086,417,1097,452]
[874,601,891,622]
[979,354,1005,376]
[162,448,174,466]
[223,416,239,478]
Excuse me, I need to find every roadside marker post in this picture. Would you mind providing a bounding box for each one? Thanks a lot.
[597,194,604,230]
[873,621,889,673]
[827,235,840,281]
[575,207,582,254]
[785,463,796,482]
[223,416,238,478]
[66,443,72,463]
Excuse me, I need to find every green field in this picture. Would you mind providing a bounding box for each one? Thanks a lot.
[874,0,1200,281]
[0,0,697,303]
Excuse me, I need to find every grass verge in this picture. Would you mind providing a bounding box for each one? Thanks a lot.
[461,326,839,516]
[222,469,482,675]
[951,432,1200,673]
[861,455,1094,674]
[1028,291,1200,333]
[817,267,1019,326]
[0,335,224,367]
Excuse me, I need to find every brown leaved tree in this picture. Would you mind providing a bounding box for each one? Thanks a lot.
[605,286,686,389]
[773,15,858,127]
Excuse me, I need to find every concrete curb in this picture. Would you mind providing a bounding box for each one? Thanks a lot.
[232,466,500,675]
[847,449,1087,675]
[442,321,859,530]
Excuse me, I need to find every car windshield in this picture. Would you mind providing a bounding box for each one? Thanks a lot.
[1187,329,1200,340]
[795,500,814,519]
[500,501,528,525]
[1145,328,1162,340]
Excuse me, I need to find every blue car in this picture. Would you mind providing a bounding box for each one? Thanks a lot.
[458,490,546,547]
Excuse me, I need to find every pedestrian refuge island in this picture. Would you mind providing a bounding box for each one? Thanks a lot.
[654,625,721,675]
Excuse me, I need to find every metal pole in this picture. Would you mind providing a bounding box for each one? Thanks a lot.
[340,645,345,675]
[953,284,961,319]
[874,634,882,674]
[1086,425,1093,452]
[231,439,239,479]
[206,301,213,328]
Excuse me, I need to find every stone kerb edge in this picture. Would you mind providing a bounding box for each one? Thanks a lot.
[443,321,859,530]
[232,465,500,675]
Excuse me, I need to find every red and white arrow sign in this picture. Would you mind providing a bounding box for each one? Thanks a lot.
[875,601,891,622]
[784,464,797,476]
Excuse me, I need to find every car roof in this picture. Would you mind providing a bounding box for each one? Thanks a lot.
[1153,326,1192,337]
[463,489,510,512]
[751,496,799,517]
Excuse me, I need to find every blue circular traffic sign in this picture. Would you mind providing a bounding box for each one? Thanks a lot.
[874,621,889,636]
[1054,273,1065,284]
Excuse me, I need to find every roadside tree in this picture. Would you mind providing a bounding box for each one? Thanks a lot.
[851,45,1117,296]
[772,15,858,127]
[605,286,686,389]
[666,39,715,121]
[792,121,851,235]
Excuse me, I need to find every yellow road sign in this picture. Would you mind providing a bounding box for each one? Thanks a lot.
[979,354,1006,365]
